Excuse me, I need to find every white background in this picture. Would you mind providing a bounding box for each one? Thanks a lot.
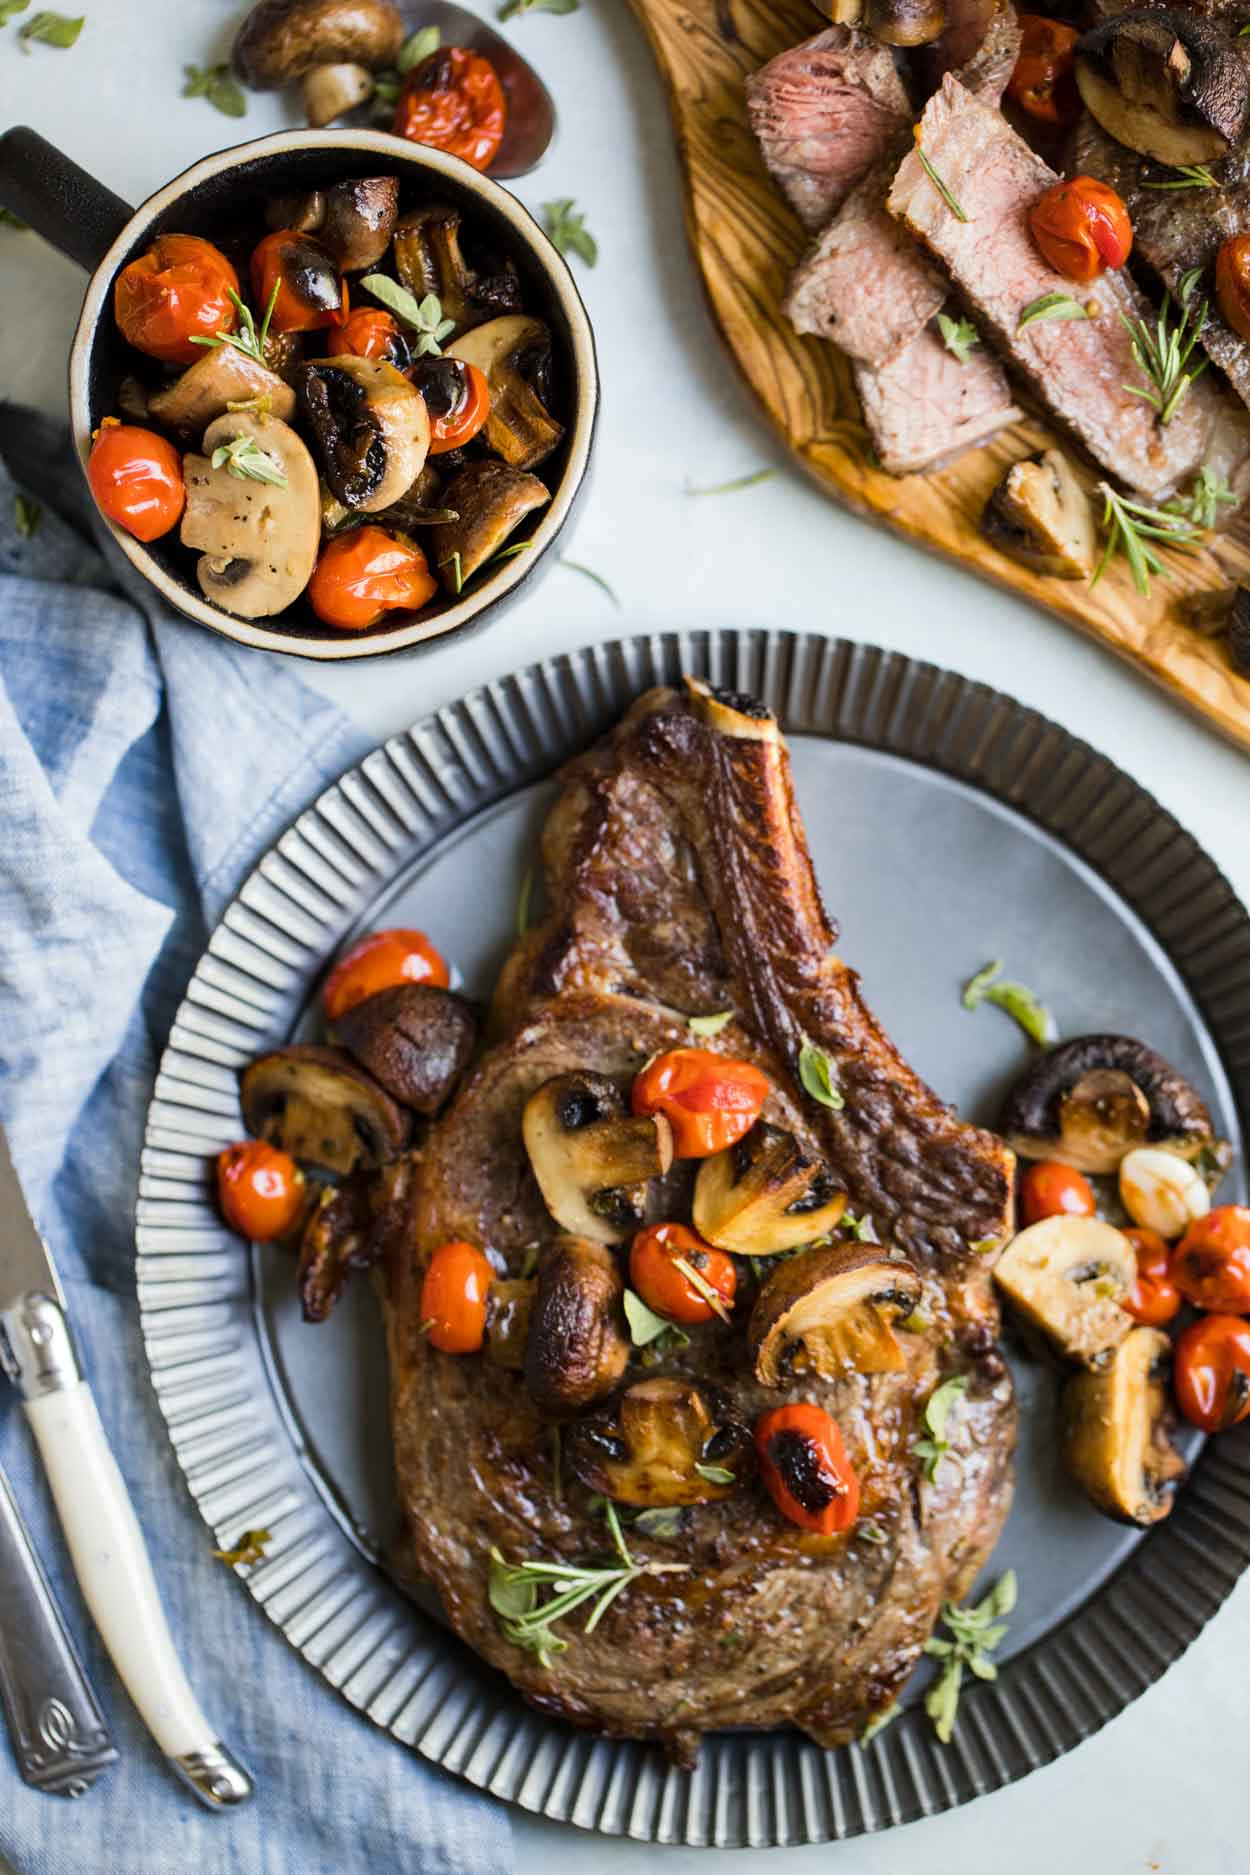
[2,2,1249,1869]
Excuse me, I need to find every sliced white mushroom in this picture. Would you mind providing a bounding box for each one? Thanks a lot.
[522,1071,673,1245]
[149,346,296,431]
[749,1241,922,1384]
[180,411,320,618]
[993,1216,1135,1365]
[297,357,429,512]
[693,1124,846,1255]
[1061,1326,1186,1525]
[1119,1147,1210,1239]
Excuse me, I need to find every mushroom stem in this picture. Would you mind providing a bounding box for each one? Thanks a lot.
[301,61,374,125]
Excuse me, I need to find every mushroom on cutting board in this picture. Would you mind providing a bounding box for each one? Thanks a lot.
[522,1071,674,1245]
[982,450,1097,581]
[693,1124,847,1255]
[431,461,550,590]
[749,1241,923,1384]
[523,1237,630,1414]
[993,1215,1135,1364]
[232,0,406,127]
[567,1379,753,1506]
[1076,9,1249,167]
[296,357,430,512]
[149,347,297,432]
[180,410,320,618]
[446,316,565,470]
[240,1043,409,1175]
[1061,1326,1186,1524]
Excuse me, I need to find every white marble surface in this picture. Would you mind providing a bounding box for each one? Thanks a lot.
[2,3,1250,1869]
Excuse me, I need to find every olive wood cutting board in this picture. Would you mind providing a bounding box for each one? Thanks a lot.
[626,0,1250,753]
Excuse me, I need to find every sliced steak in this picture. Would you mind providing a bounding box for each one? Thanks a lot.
[746,26,913,230]
[919,0,1022,103]
[386,681,1016,1762]
[889,76,1229,498]
[857,319,1022,471]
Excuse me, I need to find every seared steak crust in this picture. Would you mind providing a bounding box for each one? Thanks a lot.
[385,683,1016,1759]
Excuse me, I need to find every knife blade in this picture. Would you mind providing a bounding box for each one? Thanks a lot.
[0,1126,254,1810]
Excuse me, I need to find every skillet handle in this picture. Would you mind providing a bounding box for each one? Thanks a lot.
[0,127,132,272]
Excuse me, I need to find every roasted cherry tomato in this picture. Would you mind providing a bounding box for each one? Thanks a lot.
[1173,1313,1250,1431]
[393,47,507,172]
[308,526,438,631]
[1019,1159,1096,1225]
[323,927,449,1021]
[631,1048,770,1159]
[113,233,240,364]
[1216,234,1250,345]
[216,1140,305,1241]
[420,1241,495,1353]
[629,1222,737,1325]
[755,1403,860,1535]
[1007,15,1080,126]
[1172,1206,1250,1314]
[1028,176,1133,283]
[250,229,347,333]
[324,306,411,369]
[410,356,492,453]
[86,422,185,542]
[1123,1227,1182,1327]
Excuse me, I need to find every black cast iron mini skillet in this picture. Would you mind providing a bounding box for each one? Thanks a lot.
[0,126,598,661]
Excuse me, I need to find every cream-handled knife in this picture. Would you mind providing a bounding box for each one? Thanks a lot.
[0,1128,253,1809]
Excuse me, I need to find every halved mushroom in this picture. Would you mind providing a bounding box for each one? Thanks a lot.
[982,450,1097,581]
[999,1034,1222,1175]
[336,983,477,1114]
[749,1241,923,1385]
[431,460,550,589]
[296,357,430,511]
[266,188,326,235]
[484,1277,536,1372]
[446,316,564,470]
[567,1379,753,1506]
[180,411,320,618]
[522,1072,673,1245]
[993,1216,1135,1365]
[296,1151,414,1322]
[149,348,297,432]
[523,1236,630,1414]
[232,0,405,126]
[1076,9,1249,168]
[1061,1326,1186,1524]
[693,1124,846,1256]
[240,1044,409,1176]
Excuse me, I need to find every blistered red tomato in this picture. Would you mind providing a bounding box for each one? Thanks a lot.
[113,233,240,364]
[216,1141,305,1241]
[631,1048,770,1159]
[411,357,492,453]
[1019,1159,1096,1226]
[325,307,410,369]
[629,1222,737,1325]
[250,229,347,333]
[308,527,438,631]
[87,422,185,542]
[755,1403,860,1535]
[394,47,507,173]
[1172,1206,1250,1314]
[1123,1227,1181,1327]
[1028,176,1133,283]
[322,928,449,1021]
[1216,234,1250,345]
[1007,16,1080,126]
[1173,1313,1250,1431]
[420,1241,494,1353]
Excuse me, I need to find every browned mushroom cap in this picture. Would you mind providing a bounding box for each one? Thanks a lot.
[693,1124,846,1256]
[522,1071,672,1246]
[319,177,399,273]
[296,1152,414,1321]
[296,357,430,512]
[523,1236,630,1415]
[148,347,297,432]
[982,450,1097,582]
[430,461,550,590]
[993,1216,1135,1366]
[749,1241,923,1385]
[999,1034,1222,1175]
[567,1379,753,1507]
[336,983,477,1114]
[865,0,945,47]
[484,1277,536,1372]
[1061,1326,1186,1524]
[233,0,404,86]
[446,316,564,471]
[1076,9,1249,167]
[240,1044,408,1176]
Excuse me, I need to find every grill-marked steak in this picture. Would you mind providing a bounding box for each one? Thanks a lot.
[383,681,1016,1763]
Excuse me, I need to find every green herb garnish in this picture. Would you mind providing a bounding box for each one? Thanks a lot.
[18,8,81,47]
[1092,482,1204,597]
[182,61,246,117]
[924,1571,1017,1743]
[860,1702,901,1745]
[913,1375,967,1481]
[190,282,279,364]
[559,557,619,608]
[671,1255,731,1321]
[936,312,979,365]
[14,493,41,537]
[489,540,533,567]
[694,1462,735,1485]
[687,1010,733,1036]
[213,1527,271,1568]
[516,865,534,937]
[0,0,29,22]
[961,958,1055,1046]
[543,197,597,266]
[210,433,287,486]
[798,1039,844,1110]
[1167,462,1237,532]
[1017,291,1091,331]
[633,1506,684,1539]
[440,549,464,594]
[623,1288,675,1347]
[398,23,439,69]
[917,147,968,222]
[1120,268,1209,425]
[499,0,579,17]
[842,1211,878,1242]
[685,468,776,496]
[1141,164,1218,191]
[361,274,455,354]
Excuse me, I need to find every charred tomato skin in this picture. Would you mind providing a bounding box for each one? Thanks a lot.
[754,1402,860,1534]
[1019,1159,1096,1225]
[393,47,507,172]
[1174,1313,1250,1431]
[421,1240,495,1354]
[251,229,348,333]
[629,1222,737,1325]
[1217,235,1250,345]
[410,357,492,453]
[631,1048,771,1159]
[322,927,449,1021]
[1124,1227,1182,1327]
[217,1140,305,1241]
[1172,1206,1250,1313]
[1008,15,1081,126]
[1028,176,1132,282]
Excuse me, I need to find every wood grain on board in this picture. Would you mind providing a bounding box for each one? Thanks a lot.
[627,0,1250,753]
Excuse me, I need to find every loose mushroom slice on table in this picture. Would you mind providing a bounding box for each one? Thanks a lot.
[336,983,477,1114]
[982,450,1097,581]
[241,1044,409,1176]
[1061,1326,1186,1524]
[693,1123,847,1255]
[296,357,430,511]
[522,1071,673,1245]
[446,316,565,470]
[1076,9,1249,166]
[232,0,406,126]
[993,1216,1136,1365]
[749,1242,923,1384]
[297,1151,415,1322]
[999,1033,1225,1176]
[180,411,320,618]
[523,1236,630,1414]
[567,1379,753,1506]
[431,461,550,590]
[149,347,297,432]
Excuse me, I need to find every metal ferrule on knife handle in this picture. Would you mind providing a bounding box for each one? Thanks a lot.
[0,1289,82,1399]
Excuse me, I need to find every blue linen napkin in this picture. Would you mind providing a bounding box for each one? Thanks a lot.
[0,404,514,1875]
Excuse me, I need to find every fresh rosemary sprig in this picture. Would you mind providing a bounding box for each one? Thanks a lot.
[1120,269,1209,424]
[489,1502,687,1668]
[913,1375,967,1481]
[685,468,776,496]
[1167,462,1237,531]
[916,147,968,222]
[1140,164,1218,191]
[924,1571,1017,1743]
[190,282,279,364]
[1092,482,1205,596]
[559,558,619,608]
[671,1254,731,1322]
[937,312,979,365]
[210,433,287,486]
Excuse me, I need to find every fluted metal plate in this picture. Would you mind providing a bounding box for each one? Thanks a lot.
[138,632,1250,1846]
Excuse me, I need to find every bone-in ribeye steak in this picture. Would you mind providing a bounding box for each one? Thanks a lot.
[383,681,1016,1763]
